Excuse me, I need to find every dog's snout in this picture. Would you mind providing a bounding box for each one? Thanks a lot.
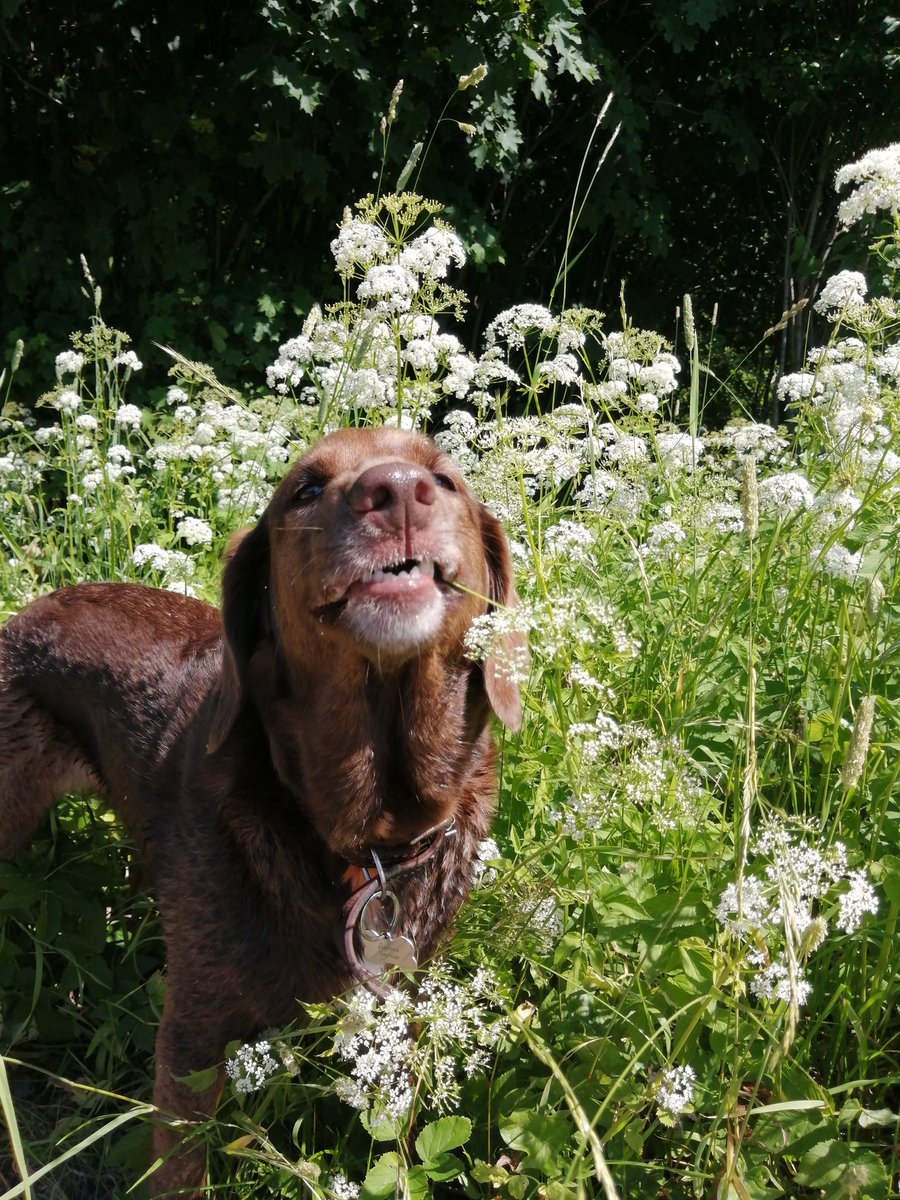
[348,460,436,531]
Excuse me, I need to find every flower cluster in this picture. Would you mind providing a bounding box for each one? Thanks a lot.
[331,968,507,1130]
[225,1039,280,1094]
[655,1064,696,1118]
[716,820,878,1006]
[835,142,900,228]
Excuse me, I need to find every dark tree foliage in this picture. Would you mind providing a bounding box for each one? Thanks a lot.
[0,0,896,401]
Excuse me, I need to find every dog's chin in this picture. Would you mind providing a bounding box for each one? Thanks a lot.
[338,585,447,662]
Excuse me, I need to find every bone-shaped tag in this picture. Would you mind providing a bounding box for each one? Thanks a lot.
[361,932,418,975]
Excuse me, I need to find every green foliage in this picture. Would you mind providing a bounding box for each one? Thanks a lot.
[1,2,895,401]
[2,186,899,1196]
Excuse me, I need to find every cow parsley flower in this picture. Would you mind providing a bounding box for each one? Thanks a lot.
[655,1065,696,1116]
[814,270,868,315]
[639,519,687,561]
[53,390,81,413]
[750,957,812,1006]
[657,431,704,472]
[835,142,900,228]
[399,226,466,280]
[113,350,143,372]
[332,970,506,1125]
[837,870,879,933]
[544,519,595,563]
[115,404,142,430]
[357,263,418,314]
[331,218,390,274]
[484,304,558,349]
[225,1040,279,1094]
[329,1173,360,1200]
[535,353,581,386]
[177,516,214,547]
[132,543,171,572]
[55,350,84,378]
[757,471,815,519]
[810,542,862,582]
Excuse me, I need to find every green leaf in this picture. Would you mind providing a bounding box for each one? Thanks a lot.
[472,1161,508,1186]
[420,1152,465,1182]
[416,1115,472,1165]
[499,1109,571,1175]
[361,1153,401,1200]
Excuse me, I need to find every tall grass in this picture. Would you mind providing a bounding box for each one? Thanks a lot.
[1,167,898,1199]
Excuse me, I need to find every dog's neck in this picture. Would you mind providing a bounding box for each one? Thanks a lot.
[248,644,492,858]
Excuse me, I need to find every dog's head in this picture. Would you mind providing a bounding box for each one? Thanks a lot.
[208,427,524,754]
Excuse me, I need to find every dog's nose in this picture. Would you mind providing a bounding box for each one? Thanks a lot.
[348,461,436,532]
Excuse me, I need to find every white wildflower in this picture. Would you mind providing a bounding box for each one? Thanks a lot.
[640,519,687,561]
[53,390,81,413]
[757,471,815,519]
[777,371,821,407]
[484,304,558,349]
[331,219,390,274]
[544,519,595,563]
[357,262,418,314]
[655,1064,696,1116]
[132,543,171,572]
[637,357,680,396]
[657,431,704,472]
[329,1173,361,1200]
[114,404,142,430]
[225,1040,279,1094]
[55,350,84,378]
[835,142,900,228]
[399,227,466,280]
[810,542,862,582]
[814,270,868,315]
[113,350,143,371]
[535,353,581,386]
[750,957,812,1006]
[836,870,878,933]
[177,516,214,547]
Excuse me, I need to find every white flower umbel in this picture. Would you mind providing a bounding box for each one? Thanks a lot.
[835,142,900,228]
[176,516,214,547]
[225,1039,279,1094]
[756,471,815,519]
[814,270,868,316]
[837,870,879,933]
[331,218,391,275]
[329,1173,361,1200]
[810,542,862,582]
[332,968,507,1126]
[717,818,878,1007]
[655,1064,696,1117]
[484,304,558,349]
[114,404,142,430]
[55,350,84,378]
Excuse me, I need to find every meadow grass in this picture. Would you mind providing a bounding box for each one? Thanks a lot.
[0,161,898,1199]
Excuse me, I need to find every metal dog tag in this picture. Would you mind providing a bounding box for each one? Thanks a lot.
[361,932,418,975]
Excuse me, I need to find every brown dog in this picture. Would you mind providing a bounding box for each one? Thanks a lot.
[0,426,522,1195]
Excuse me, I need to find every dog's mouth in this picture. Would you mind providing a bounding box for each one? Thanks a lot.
[314,554,456,625]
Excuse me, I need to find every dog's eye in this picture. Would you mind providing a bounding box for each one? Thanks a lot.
[291,479,326,507]
[434,473,457,492]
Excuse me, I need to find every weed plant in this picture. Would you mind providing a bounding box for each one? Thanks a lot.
[1,140,899,1198]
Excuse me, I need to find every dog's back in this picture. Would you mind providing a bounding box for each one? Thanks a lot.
[0,582,222,859]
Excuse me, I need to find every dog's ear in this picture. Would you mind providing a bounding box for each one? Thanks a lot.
[477,505,527,732]
[207,517,272,754]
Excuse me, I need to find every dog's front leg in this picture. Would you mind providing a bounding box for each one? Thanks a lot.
[149,1008,228,1198]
